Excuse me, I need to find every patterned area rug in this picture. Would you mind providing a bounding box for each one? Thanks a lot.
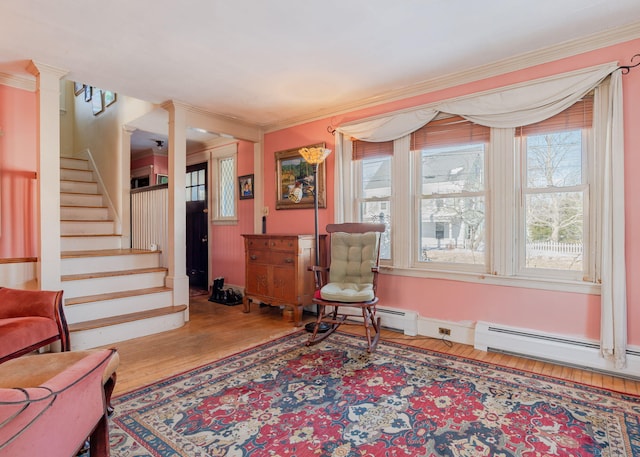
[110,331,640,456]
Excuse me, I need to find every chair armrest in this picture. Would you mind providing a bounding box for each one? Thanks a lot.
[308,265,329,289]
[0,287,69,352]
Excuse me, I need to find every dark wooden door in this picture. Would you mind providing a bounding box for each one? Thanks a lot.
[186,162,208,290]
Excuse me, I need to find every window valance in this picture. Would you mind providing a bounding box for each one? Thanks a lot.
[336,62,617,141]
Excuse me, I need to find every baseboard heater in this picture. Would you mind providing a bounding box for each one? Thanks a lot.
[475,321,640,380]
[345,306,418,336]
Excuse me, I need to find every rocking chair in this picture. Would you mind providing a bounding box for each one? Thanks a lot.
[307,223,385,352]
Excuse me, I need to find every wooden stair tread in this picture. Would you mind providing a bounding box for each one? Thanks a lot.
[62,248,158,258]
[61,234,120,238]
[68,304,187,332]
[61,219,114,222]
[60,192,101,196]
[61,204,108,209]
[60,179,96,184]
[65,286,172,306]
[62,266,167,282]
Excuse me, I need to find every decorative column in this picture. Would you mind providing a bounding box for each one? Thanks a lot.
[162,101,189,318]
[27,61,67,290]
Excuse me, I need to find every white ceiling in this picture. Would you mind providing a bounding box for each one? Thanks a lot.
[2,0,640,133]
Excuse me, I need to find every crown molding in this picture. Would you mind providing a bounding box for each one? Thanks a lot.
[263,21,640,133]
[0,72,35,91]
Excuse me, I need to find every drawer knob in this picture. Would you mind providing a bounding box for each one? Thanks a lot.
[250,255,257,260]
[284,258,293,263]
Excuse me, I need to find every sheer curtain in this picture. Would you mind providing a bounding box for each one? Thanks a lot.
[335,62,626,366]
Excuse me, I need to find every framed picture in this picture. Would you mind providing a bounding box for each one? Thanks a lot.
[239,174,254,200]
[104,90,117,107]
[156,174,168,185]
[92,88,104,115]
[275,143,326,210]
[84,85,92,102]
[74,82,84,96]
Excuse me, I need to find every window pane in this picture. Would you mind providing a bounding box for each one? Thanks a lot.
[362,157,391,198]
[219,158,235,217]
[360,201,391,260]
[525,192,583,271]
[526,131,583,188]
[421,145,484,195]
[186,172,192,187]
[197,184,206,202]
[191,187,198,202]
[420,196,485,265]
[185,187,191,202]
[198,169,205,185]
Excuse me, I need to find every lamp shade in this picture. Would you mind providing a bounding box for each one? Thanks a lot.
[299,147,331,165]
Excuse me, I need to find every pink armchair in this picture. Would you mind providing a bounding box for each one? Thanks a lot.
[0,348,117,457]
[0,287,70,363]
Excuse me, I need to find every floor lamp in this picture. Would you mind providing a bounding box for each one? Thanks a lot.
[298,146,331,333]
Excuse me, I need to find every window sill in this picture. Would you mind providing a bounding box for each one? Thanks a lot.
[379,265,600,295]
[212,219,238,226]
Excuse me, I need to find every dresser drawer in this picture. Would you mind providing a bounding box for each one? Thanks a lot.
[247,249,269,264]
[270,251,296,267]
[267,238,297,252]
[246,237,270,250]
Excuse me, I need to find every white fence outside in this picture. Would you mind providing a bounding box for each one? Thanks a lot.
[526,241,583,256]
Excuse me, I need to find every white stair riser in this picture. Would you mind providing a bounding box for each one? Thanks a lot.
[61,180,98,194]
[61,168,94,182]
[61,220,115,235]
[70,312,186,350]
[61,206,109,221]
[64,291,173,323]
[60,158,90,170]
[63,271,166,298]
[61,193,103,207]
[62,253,161,275]
[61,236,122,251]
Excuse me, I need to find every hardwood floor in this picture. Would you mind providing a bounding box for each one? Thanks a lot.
[105,294,640,397]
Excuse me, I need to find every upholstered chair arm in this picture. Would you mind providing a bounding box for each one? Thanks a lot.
[0,348,116,457]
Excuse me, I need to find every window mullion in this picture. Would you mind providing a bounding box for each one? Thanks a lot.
[490,127,516,276]
[393,135,411,268]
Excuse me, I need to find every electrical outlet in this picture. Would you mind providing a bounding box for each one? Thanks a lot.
[438,327,451,336]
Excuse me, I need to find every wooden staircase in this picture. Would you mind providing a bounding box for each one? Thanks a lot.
[60,156,186,350]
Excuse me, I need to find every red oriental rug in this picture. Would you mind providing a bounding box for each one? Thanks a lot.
[109,331,640,456]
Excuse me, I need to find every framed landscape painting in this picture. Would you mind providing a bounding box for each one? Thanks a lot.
[275,143,326,210]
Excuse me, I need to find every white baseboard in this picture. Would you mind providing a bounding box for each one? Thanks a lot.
[416,317,475,346]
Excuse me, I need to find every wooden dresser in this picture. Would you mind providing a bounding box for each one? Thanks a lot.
[242,234,326,326]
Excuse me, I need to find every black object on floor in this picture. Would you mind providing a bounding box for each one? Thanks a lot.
[209,277,243,306]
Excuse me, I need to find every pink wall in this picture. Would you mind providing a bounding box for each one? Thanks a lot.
[263,38,640,345]
[210,140,254,287]
[0,85,37,258]
[131,154,168,185]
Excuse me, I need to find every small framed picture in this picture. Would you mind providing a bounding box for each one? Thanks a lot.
[104,90,117,107]
[74,82,84,96]
[92,88,104,115]
[84,85,92,102]
[239,174,254,200]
